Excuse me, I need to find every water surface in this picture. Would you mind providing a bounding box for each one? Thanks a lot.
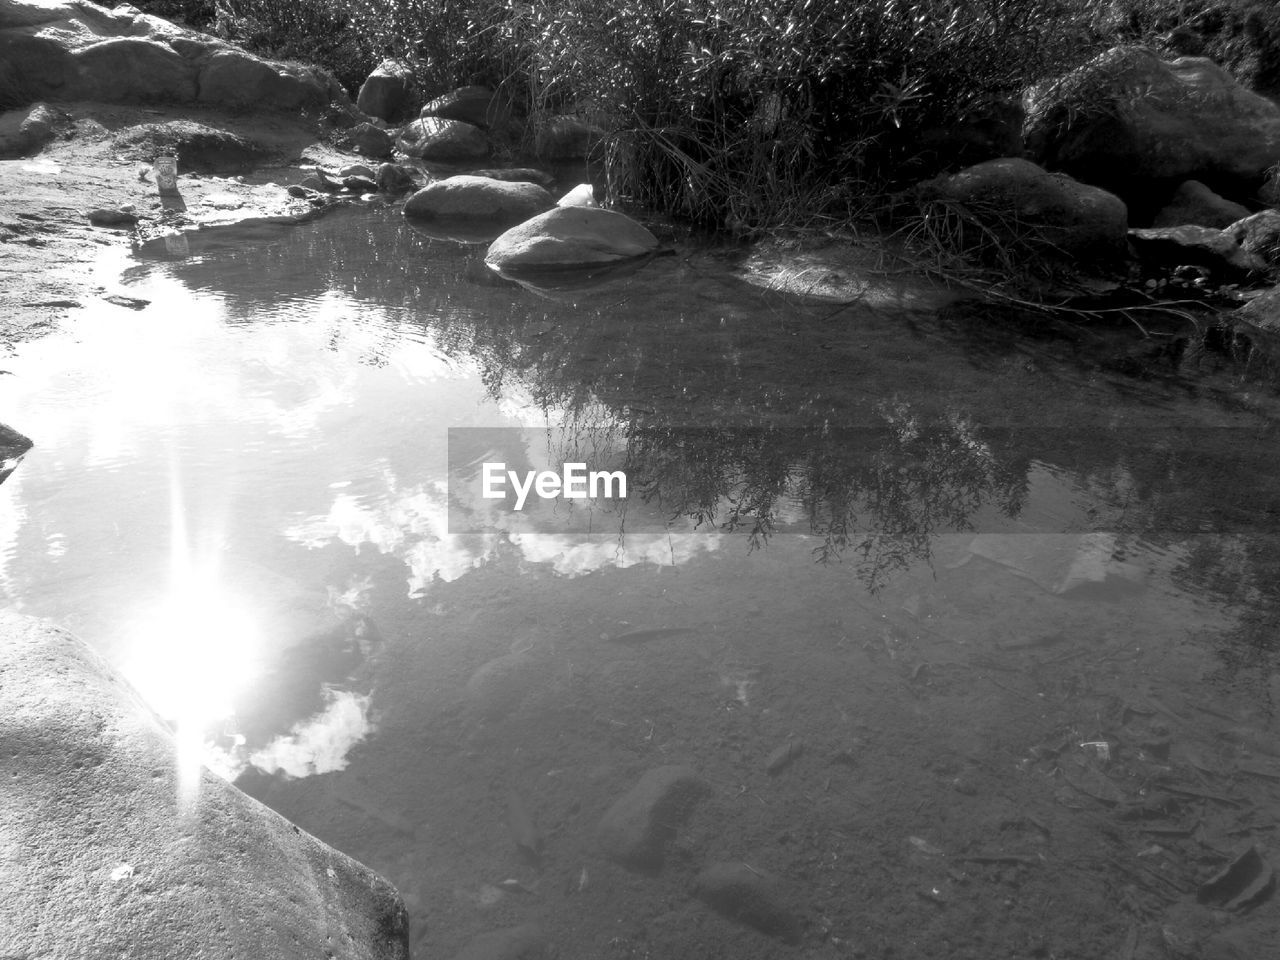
[3,207,1279,959]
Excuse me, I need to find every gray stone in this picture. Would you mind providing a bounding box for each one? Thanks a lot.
[376,162,417,194]
[357,59,414,122]
[0,611,409,960]
[397,116,489,162]
[0,1,336,113]
[0,420,32,485]
[468,167,555,187]
[1238,285,1280,331]
[461,647,548,719]
[557,183,597,208]
[449,923,546,960]
[1128,224,1265,279]
[1225,209,1280,269]
[88,207,139,227]
[485,207,660,273]
[1025,47,1280,209]
[692,861,803,944]
[68,36,197,101]
[197,49,327,110]
[112,121,268,173]
[348,121,393,158]
[534,115,603,159]
[403,175,554,223]
[0,101,56,158]
[594,764,707,871]
[339,162,377,180]
[343,175,378,192]
[1152,180,1252,229]
[420,85,500,129]
[916,157,1130,262]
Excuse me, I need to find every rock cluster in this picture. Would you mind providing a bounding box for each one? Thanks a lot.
[0,1,337,111]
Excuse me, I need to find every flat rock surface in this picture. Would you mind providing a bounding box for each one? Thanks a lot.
[0,610,409,959]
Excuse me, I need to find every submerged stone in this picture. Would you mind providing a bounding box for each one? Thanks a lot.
[485,206,659,273]
[595,764,707,871]
[692,861,803,944]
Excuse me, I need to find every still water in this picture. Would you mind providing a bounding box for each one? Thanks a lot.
[3,207,1279,958]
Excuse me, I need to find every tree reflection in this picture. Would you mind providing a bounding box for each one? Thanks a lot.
[138,210,1280,601]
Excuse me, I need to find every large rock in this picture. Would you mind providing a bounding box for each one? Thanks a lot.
[345,120,393,158]
[357,58,413,122]
[403,175,555,223]
[0,0,333,111]
[112,120,269,172]
[0,611,409,959]
[197,49,327,110]
[420,85,503,129]
[594,764,707,871]
[917,157,1129,263]
[485,207,661,273]
[1238,285,1280,331]
[1025,47,1280,216]
[1226,210,1280,269]
[70,36,197,101]
[1128,225,1265,280]
[1152,180,1252,229]
[396,116,488,162]
[0,100,56,157]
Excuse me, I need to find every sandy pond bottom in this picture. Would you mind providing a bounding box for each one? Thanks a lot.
[2,207,1280,959]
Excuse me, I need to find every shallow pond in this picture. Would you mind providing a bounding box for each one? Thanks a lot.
[3,207,1280,959]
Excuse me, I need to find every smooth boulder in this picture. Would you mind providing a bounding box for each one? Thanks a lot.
[396,116,488,162]
[346,121,393,158]
[1152,180,1252,229]
[917,157,1129,262]
[485,206,660,273]
[419,85,508,130]
[403,175,554,223]
[1025,47,1280,215]
[0,611,409,960]
[357,59,414,122]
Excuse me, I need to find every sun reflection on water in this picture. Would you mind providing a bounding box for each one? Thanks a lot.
[121,459,261,808]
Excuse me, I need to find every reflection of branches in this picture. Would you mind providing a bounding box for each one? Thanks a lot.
[622,405,1028,591]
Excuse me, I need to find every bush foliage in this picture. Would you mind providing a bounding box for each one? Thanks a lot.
[112,0,1280,227]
